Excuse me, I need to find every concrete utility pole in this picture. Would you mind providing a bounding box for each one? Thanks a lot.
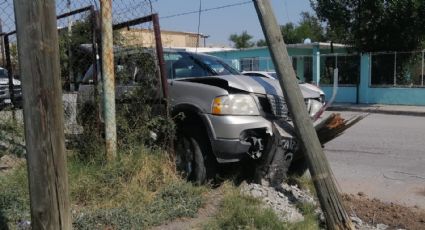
[252,1,354,229]
[100,0,117,160]
[13,0,71,229]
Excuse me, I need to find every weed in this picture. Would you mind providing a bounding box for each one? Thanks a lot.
[288,174,316,195]
[0,165,30,229]
[204,183,321,230]
[0,115,25,158]
[204,185,286,230]
[0,145,206,229]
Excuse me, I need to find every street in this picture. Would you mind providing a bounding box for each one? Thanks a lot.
[323,111,425,209]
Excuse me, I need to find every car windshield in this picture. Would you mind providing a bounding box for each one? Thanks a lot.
[164,51,240,79]
[0,69,8,78]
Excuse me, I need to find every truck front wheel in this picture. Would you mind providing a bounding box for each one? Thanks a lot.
[175,128,217,185]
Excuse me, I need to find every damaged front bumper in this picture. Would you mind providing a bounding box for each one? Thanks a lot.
[205,114,299,164]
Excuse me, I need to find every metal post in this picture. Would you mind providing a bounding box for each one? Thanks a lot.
[421,50,424,87]
[152,13,169,100]
[13,0,71,228]
[393,52,397,86]
[4,35,15,107]
[90,7,101,128]
[0,19,5,67]
[100,0,117,159]
[67,0,72,91]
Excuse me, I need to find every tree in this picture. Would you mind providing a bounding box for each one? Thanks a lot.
[280,12,327,44]
[256,39,267,47]
[59,18,93,89]
[311,0,425,52]
[229,31,254,49]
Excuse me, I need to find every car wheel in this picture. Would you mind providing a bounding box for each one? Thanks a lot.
[175,128,216,185]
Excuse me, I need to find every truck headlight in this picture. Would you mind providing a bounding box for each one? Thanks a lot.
[212,94,260,115]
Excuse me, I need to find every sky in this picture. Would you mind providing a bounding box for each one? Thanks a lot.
[0,0,313,45]
[151,0,313,46]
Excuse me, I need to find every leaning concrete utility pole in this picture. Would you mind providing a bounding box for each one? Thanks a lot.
[13,0,71,229]
[253,1,354,229]
[100,0,117,160]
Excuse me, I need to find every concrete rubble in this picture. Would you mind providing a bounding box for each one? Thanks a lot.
[240,181,397,230]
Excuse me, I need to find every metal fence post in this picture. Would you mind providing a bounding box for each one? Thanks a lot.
[4,35,15,108]
[152,13,169,100]
[421,50,424,87]
[100,0,117,160]
[0,19,5,67]
[393,52,397,86]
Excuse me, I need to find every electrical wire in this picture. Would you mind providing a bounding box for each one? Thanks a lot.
[160,0,252,19]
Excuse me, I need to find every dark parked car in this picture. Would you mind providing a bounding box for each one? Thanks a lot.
[0,68,22,109]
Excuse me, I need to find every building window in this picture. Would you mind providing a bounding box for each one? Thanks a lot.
[320,55,360,85]
[240,57,259,71]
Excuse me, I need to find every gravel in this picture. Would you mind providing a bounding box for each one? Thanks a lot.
[240,182,307,223]
[239,181,397,230]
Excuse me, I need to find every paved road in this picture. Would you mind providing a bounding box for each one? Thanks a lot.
[323,112,425,209]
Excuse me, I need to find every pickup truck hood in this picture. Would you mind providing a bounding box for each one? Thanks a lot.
[180,75,321,99]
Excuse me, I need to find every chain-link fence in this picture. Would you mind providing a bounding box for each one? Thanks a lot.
[370,51,425,87]
[0,0,172,163]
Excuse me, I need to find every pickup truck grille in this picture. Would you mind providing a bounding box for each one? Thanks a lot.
[257,95,289,119]
[267,95,288,118]
[258,95,317,119]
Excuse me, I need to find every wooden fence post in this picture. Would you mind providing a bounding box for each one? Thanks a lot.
[13,0,71,229]
[253,1,354,229]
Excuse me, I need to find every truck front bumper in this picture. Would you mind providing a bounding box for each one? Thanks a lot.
[205,114,274,163]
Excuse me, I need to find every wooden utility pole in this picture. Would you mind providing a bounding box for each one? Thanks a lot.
[13,0,71,229]
[252,1,353,229]
[100,0,117,160]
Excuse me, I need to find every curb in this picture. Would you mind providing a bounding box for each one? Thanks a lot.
[327,106,425,117]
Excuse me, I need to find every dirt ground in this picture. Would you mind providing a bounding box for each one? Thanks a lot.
[342,193,425,230]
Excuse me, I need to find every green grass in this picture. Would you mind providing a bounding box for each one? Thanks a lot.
[0,146,207,230]
[0,165,30,228]
[204,183,320,230]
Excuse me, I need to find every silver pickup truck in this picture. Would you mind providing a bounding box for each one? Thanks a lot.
[78,50,325,184]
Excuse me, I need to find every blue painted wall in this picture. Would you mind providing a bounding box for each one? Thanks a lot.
[359,54,425,105]
[321,86,357,103]
[209,48,425,106]
[363,87,425,105]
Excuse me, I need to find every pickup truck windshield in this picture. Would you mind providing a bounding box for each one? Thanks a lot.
[164,52,240,79]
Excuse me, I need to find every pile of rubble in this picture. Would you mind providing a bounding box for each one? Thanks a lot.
[240,182,314,223]
[240,182,392,230]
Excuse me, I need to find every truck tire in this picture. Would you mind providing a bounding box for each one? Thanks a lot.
[287,152,308,177]
[175,128,217,185]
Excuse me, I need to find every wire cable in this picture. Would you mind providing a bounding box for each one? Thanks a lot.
[160,0,252,19]
[195,0,202,52]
